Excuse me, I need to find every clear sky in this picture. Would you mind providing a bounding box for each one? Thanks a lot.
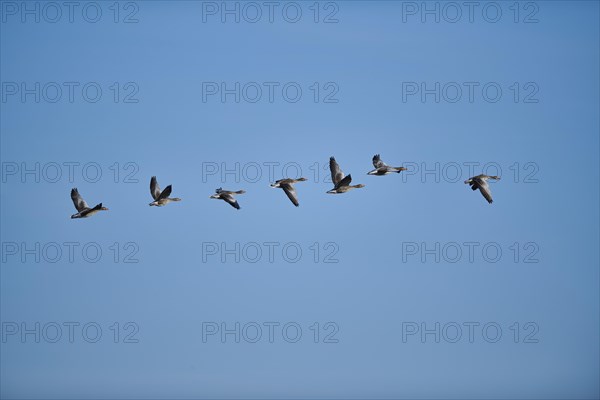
[1,1,599,398]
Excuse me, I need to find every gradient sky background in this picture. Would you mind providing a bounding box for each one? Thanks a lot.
[1,1,599,398]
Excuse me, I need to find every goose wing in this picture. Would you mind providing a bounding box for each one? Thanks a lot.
[476,178,493,204]
[281,183,299,207]
[373,154,387,168]
[336,174,352,188]
[222,193,240,209]
[150,176,162,200]
[71,188,89,212]
[157,185,172,201]
[329,157,345,186]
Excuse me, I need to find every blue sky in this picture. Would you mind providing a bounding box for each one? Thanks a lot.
[1,1,599,398]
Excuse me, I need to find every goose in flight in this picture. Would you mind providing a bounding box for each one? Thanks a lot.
[368,154,407,175]
[149,176,181,206]
[327,157,365,194]
[210,188,245,209]
[70,188,108,219]
[270,178,307,207]
[464,174,500,204]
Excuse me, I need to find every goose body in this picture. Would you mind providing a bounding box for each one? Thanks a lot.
[210,188,245,209]
[271,177,307,207]
[327,157,365,194]
[70,188,108,219]
[149,176,181,206]
[464,174,500,204]
[368,154,407,175]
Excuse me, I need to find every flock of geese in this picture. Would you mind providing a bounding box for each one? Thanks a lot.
[69,155,501,218]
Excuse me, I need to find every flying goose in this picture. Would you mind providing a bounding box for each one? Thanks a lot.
[149,176,181,206]
[70,188,108,219]
[210,188,245,209]
[464,174,500,204]
[327,157,365,194]
[270,178,307,207]
[368,154,407,175]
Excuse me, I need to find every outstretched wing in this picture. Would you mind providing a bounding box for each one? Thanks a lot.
[329,157,344,186]
[222,193,240,209]
[281,183,299,207]
[150,176,162,200]
[476,178,493,204]
[373,154,387,168]
[71,188,89,212]
[158,185,172,201]
[336,174,352,188]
